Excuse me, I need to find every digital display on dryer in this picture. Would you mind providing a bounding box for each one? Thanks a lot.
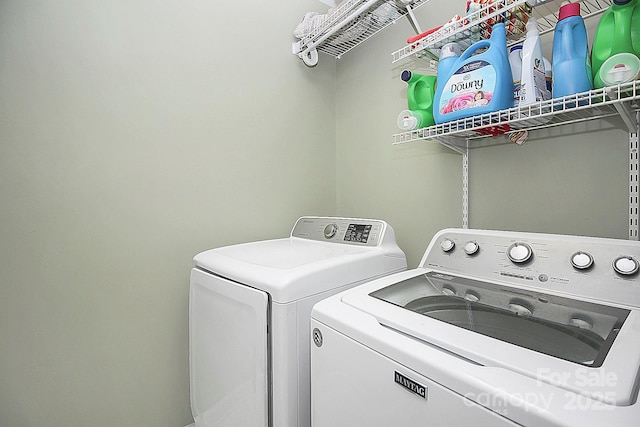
[344,224,371,243]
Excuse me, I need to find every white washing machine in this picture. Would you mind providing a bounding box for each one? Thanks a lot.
[311,228,640,426]
[189,216,406,427]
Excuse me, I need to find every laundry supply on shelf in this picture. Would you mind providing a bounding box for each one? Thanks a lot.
[433,22,513,124]
[397,110,424,130]
[406,25,443,44]
[520,17,550,106]
[465,0,532,41]
[591,0,640,88]
[399,70,437,129]
[551,2,593,100]
[409,15,464,48]
[509,45,523,107]
[437,42,462,82]
[543,57,552,93]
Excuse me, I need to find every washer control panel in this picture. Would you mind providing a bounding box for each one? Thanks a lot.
[421,228,640,308]
[291,216,389,247]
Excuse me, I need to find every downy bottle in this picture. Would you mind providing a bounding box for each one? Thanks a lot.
[433,22,513,124]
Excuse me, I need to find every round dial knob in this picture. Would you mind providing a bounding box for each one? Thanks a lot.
[507,242,533,264]
[613,256,640,276]
[571,251,594,270]
[464,241,480,255]
[441,239,455,253]
[323,223,338,239]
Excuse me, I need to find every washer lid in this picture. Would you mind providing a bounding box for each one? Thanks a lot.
[341,269,640,406]
[194,238,405,303]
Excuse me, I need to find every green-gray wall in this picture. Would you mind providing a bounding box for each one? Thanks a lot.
[0,0,631,425]
[1,1,335,425]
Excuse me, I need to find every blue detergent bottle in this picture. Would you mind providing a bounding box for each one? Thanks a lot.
[551,2,593,99]
[433,22,513,124]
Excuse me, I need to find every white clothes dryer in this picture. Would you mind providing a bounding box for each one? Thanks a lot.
[189,216,406,427]
[311,228,640,427]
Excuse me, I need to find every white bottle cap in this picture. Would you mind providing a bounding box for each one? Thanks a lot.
[440,42,461,60]
[526,17,538,35]
[599,53,640,86]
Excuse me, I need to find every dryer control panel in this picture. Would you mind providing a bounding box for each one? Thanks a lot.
[421,228,640,308]
[291,216,390,247]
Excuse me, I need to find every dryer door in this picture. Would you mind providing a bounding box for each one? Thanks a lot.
[189,268,269,427]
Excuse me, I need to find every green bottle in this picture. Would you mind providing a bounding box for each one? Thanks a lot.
[401,70,437,128]
[591,0,640,88]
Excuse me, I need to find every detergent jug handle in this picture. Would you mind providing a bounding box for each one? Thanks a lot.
[458,40,492,62]
[615,8,633,42]
[561,23,577,62]
[458,22,505,62]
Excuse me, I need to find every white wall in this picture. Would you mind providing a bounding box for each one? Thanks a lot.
[0,1,336,425]
[335,1,630,267]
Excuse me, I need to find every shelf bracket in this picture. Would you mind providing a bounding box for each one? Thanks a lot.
[433,136,466,155]
[613,100,638,134]
[404,4,422,34]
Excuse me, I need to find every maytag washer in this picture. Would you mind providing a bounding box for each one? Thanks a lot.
[311,228,640,426]
[189,216,406,427]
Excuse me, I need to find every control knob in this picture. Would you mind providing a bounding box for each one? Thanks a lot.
[441,238,455,253]
[464,241,480,255]
[323,223,338,239]
[571,251,594,270]
[507,242,533,264]
[613,256,640,276]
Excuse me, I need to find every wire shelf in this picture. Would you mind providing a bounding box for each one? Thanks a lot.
[293,0,431,64]
[391,0,611,64]
[393,81,640,149]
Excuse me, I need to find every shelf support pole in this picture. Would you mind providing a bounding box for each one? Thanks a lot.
[462,144,469,229]
[629,112,639,240]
